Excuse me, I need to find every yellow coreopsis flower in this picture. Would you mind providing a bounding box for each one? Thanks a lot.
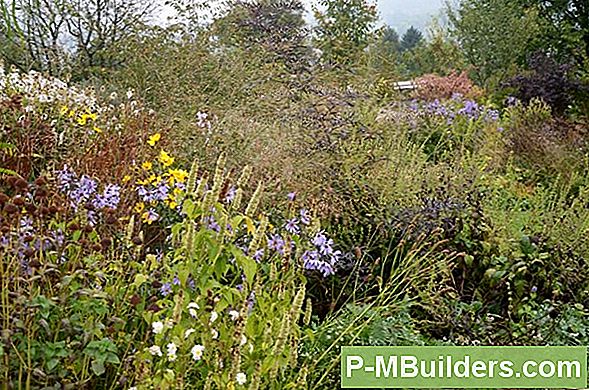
[93,126,102,133]
[142,161,153,171]
[134,202,145,213]
[168,169,189,184]
[159,150,174,167]
[148,133,161,146]
[122,175,132,183]
[60,105,69,116]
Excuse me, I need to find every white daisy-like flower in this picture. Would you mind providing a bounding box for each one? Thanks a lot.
[191,344,205,361]
[210,311,218,323]
[236,372,247,385]
[211,329,219,339]
[184,328,196,339]
[148,345,162,356]
[188,302,199,318]
[228,310,239,321]
[152,321,164,334]
[240,335,247,346]
[166,342,178,361]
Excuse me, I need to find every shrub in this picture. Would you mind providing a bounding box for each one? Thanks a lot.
[412,71,483,101]
[505,52,589,116]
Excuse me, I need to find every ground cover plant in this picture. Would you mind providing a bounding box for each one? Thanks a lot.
[1,0,589,389]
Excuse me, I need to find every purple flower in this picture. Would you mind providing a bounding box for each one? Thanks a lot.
[145,209,159,223]
[224,186,236,204]
[267,234,285,254]
[154,183,169,202]
[287,192,296,201]
[76,176,98,199]
[302,250,334,277]
[160,282,172,296]
[253,249,264,262]
[485,109,500,122]
[173,275,181,285]
[284,218,300,235]
[93,184,121,209]
[204,216,221,233]
[300,209,311,225]
[458,100,480,119]
[57,165,76,192]
[409,99,419,111]
[312,231,327,247]
[506,96,518,106]
[247,291,256,311]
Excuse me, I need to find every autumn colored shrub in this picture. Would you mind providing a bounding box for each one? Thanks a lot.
[412,71,484,101]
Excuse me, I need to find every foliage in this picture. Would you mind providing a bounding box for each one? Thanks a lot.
[2,2,589,388]
[0,0,155,78]
[447,0,544,86]
[313,0,379,69]
[213,0,312,73]
[505,51,589,115]
[400,26,423,52]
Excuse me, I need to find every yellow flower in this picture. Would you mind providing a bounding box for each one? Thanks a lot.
[149,175,162,184]
[142,161,153,171]
[60,105,69,116]
[122,175,132,183]
[137,178,150,185]
[148,133,161,146]
[166,196,178,209]
[159,150,174,167]
[68,109,76,118]
[93,126,102,133]
[167,169,188,184]
[134,202,145,213]
[77,115,87,126]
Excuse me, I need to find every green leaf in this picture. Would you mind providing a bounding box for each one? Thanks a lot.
[133,274,148,288]
[91,360,105,376]
[237,253,257,285]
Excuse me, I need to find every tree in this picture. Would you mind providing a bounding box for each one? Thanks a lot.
[313,0,378,69]
[213,0,311,72]
[65,0,155,78]
[447,0,544,86]
[520,0,589,69]
[400,26,423,52]
[379,25,400,55]
[0,0,155,78]
[0,0,69,74]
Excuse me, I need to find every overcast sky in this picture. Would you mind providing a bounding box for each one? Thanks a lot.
[160,0,447,35]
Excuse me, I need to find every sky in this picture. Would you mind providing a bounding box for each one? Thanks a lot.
[302,0,447,34]
[159,0,447,36]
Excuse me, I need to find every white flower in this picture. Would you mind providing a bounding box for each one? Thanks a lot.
[228,310,239,321]
[152,321,164,334]
[240,335,247,346]
[188,302,199,318]
[184,328,196,339]
[236,372,247,385]
[127,89,134,99]
[210,311,218,323]
[165,318,174,328]
[191,344,205,361]
[166,342,178,361]
[211,329,219,339]
[148,345,162,356]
